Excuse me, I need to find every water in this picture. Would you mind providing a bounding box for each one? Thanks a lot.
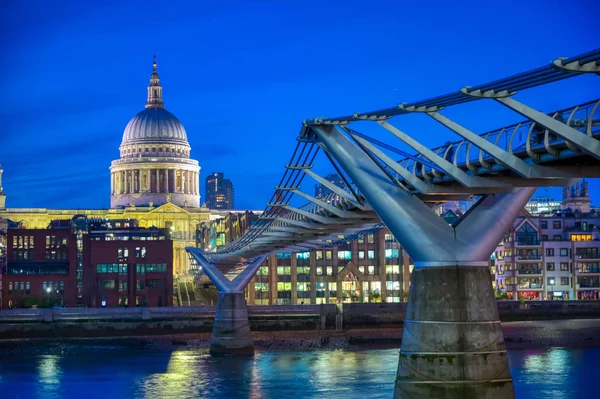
[0,346,599,398]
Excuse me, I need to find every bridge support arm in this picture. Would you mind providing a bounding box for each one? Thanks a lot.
[311,124,524,398]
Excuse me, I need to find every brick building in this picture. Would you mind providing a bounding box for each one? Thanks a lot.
[2,216,173,308]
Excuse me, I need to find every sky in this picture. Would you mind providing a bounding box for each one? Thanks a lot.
[0,0,599,210]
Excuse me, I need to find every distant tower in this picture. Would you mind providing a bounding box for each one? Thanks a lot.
[205,172,234,209]
[0,165,5,209]
[314,174,345,203]
[561,180,591,213]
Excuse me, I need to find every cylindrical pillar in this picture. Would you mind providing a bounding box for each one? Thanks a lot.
[156,169,160,193]
[165,169,169,193]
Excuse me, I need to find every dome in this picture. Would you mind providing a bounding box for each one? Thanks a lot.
[121,107,188,145]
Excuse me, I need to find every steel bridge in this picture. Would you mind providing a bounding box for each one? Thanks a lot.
[187,49,599,398]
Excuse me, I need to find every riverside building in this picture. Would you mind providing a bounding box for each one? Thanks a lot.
[197,213,412,305]
[494,181,600,300]
[1,216,173,308]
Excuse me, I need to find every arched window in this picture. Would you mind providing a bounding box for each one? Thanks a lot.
[516,222,538,245]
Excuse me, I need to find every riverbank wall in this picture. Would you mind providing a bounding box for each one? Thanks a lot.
[0,300,599,339]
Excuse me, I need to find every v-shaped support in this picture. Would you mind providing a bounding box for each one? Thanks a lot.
[187,249,267,293]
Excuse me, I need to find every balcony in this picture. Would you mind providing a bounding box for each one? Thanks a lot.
[516,239,540,247]
[576,254,600,260]
[517,254,542,261]
[517,268,543,275]
[518,283,543,290]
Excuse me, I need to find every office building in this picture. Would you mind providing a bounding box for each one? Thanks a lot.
[205,172,235,209]
[2,216,173,308]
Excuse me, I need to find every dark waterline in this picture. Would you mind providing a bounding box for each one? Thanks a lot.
[1,346,599,398]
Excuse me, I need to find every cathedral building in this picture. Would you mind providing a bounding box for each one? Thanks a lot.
[0,58,225,276]
[110,56,200,209]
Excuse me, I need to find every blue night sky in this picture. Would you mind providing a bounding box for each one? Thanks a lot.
[1,0,599,210]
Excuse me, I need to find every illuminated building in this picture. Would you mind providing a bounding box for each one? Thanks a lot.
[525,197,562,215]
[0,59,220,276]
[197,214,411,305]
[205,172,234,209]
[2,216,173,308]
[314,174,345,203]
[110,56,200,209]
[493,183,600,301]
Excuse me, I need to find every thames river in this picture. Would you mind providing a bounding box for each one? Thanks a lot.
[0,346,599,398]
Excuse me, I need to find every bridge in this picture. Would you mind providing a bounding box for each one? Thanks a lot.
[188,49,600,398]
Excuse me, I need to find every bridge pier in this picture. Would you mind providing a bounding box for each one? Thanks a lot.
[185,250,266,356]
[397,265,512,398]
[211,292,254,355]
[312,125,538,399]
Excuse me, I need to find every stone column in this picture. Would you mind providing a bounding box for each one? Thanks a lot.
[165,169,169,193]
[195,172,198,195]
[182,170,186,194]
[110,172,114,195]
[211,292,254,355]
[156,169,160,193]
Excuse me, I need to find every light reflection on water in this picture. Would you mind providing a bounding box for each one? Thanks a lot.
[0,347,598,398]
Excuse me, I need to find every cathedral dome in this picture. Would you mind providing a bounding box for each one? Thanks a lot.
[122,108,188,145]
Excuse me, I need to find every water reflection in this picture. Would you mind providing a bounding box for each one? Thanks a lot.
[0,346,597,399]
[37,355,61,397]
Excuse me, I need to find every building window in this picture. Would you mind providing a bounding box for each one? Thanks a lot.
[386,265,400,275]
[560,248,569,257]
[316,267,323,276]
[577,263,600,273]
[540,221,548,229]
[100,280,115,289]
[516,222,538,245]
[25,282,30,293]
[367,234,375,244]
[276,266,291,275]
[385,249,399,259]
[553,235,562,241]
[560,262,569,271]
[358,251,365,260]
[136,247,147,258]
[367,250,375,259]
[561,277,569,286]
[316,251,323,260]
[8,282,13,293]
[546,262,555,271]
[358,236,364,244]
[326,251,332,260]
[337,251,352,260]
[546,249,554,256]
[136,280,145,291]
[385,233,394,241]
[541,235,548,241]
[367,265,375,275]
[119,281,127,292]
[553,221,562,229]
[296,252,310,259]
[326,266,333,276]
[571,234,592,242]
[276,253,291,259]
[136,264,146,274]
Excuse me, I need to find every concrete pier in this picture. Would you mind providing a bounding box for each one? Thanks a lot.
[210,292,254,356]
[395,266,513,399]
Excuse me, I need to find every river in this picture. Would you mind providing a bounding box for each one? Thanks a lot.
[0,346,598,398]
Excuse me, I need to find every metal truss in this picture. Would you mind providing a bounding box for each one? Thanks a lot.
[191,49,600,263]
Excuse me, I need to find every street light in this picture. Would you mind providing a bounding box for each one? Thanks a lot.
[549,278,555,300]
